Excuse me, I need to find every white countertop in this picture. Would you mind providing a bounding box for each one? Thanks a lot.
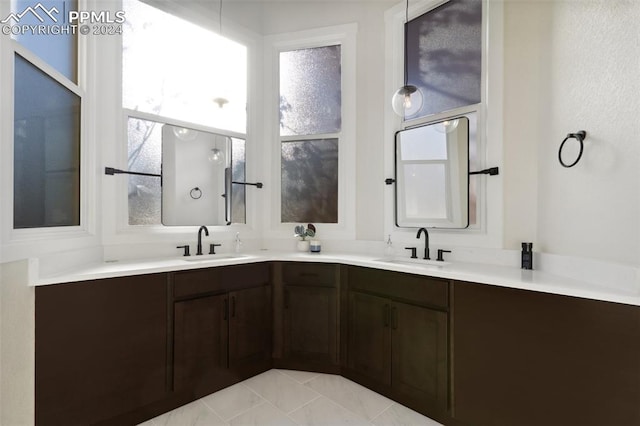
[32,250,640,307]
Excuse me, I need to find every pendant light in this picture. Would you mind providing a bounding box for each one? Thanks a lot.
[391,0,423,118]
[213,0,229,109]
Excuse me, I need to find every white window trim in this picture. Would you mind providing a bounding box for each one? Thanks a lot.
[0,0,98,262]
[263,23,357,242]
[383,0,504,249]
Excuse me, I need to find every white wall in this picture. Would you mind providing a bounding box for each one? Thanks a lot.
[2,0,638,268]
[503,0,640,266]
[0,260,35,425]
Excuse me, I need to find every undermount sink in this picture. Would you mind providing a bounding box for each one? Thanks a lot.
[374,257,450,267]
[180,253,249,262]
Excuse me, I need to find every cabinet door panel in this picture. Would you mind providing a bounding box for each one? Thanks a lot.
[35,274,168,426]
[392,301,448,410]
[284,285,338,363]
[174,295,228,392]
[229,285,271,368]
[453,281,640,426]
[347,291,391,385]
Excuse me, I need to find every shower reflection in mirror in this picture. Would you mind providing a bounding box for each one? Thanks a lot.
[162,124,246,226]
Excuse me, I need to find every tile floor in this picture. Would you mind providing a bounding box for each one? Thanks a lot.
[139,369,444,426]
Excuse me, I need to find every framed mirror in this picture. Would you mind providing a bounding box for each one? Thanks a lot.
[395,117,469,228]
[161,125,245,226]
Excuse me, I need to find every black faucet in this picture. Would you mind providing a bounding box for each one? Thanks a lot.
[196,226,209,255]
[416,227,430,260]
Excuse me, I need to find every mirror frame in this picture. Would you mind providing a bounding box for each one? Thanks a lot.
[394,116,470,229]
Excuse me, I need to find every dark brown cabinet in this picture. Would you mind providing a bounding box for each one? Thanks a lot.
[347,291,391,385]
[452,280,640,426]
[172,264,271,397]
[35,261,640,426]
[346,267,449,420]
[174,294,228,392]
[392,300,447,408]
[275,262,340,372]
[229,285,272,368]
[35,273,169,426]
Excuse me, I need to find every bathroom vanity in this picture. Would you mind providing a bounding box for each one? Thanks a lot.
[32,254,640,425]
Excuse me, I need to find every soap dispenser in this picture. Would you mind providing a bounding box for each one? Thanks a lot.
[384,234,395,259]
[521,242,533,270]
[235,232,243,253]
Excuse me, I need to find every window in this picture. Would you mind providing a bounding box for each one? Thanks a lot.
[406,0,482,120]
[122,0,248,226]
[14,54,81,228]
[10,0,82,230]
[279,45,342,223]
[402,0,482,227]
[10,0,78,82]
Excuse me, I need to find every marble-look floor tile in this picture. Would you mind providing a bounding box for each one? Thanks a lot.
[243,369,321,413]
[306,374,394,420]
[372,403,443,426]
[277,369,320,384]
[200,382,264,421]
[229,401,297,426]
[151,400,227,426]
[137,420,156,426]
[290,395,373,426]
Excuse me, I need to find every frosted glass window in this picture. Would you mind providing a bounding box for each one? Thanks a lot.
[127,118,162,225]
[231,138,246,224]
[279,46,341,136]
[403,164,447,219]
[14,54,80,228]
[281,139,338,223]
[122,0,247,133]
[406,0,482,118]
[10,0,78,82]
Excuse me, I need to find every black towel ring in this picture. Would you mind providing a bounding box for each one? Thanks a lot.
[190,187,202,200]
[558,130,587,168]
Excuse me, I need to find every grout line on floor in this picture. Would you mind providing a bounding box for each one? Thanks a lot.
[369,402,395,423]
[285,393,323,415]
[225,399,268,424]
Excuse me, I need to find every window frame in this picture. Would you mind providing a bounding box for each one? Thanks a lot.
[384,0,504,248]
[113,0,262,239]
[1,13,95,247]
[263,24,357,241]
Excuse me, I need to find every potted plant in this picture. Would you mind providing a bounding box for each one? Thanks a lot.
[294,223,316,252]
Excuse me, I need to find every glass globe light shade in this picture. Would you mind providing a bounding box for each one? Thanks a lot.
[208,148,225,165]
[434,119,460,134]
[172,127,198,141]
[392,85,423,118]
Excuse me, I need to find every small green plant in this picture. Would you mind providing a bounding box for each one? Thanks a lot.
[294,223,316,241]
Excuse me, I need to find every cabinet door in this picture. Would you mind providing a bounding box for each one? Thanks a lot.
[229,285,272,368]
[392,301,448,412]
[347,291,391,385]
[35,274,168,426]
[453,281,640,426]
[174,294,228,392]
[284,285,338,364]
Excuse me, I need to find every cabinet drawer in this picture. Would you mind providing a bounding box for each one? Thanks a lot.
[173,263,270,298]
[174,268,222,298]
[221,263,270,291]
[348,266,448,310]
[282,262,338,287]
